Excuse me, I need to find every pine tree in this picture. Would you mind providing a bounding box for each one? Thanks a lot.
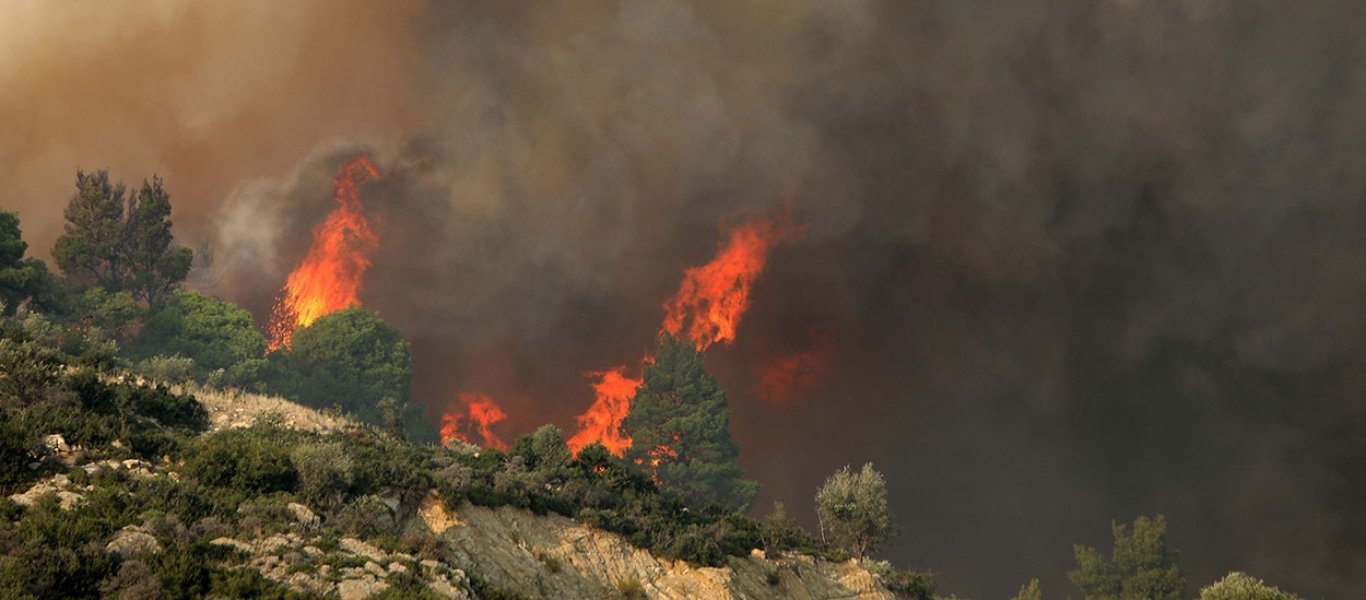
[622,333,758,511]
[52,170,191,305]
[0,211,52,315]
[1070,514,1185,600]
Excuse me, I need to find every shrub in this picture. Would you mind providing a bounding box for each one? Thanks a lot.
[332,495,397,538]
[616,577,647,599]
[291,442,354,507]
[184,430,298,497]
[136,354,196,385]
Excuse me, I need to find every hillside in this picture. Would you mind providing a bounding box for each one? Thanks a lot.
[0,323,906,600]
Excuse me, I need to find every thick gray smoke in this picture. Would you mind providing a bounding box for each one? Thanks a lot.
[4,1,1364,596]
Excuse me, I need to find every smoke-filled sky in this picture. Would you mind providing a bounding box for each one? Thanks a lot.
[4,1,1365,596]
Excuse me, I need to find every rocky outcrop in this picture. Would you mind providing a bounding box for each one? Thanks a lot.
[430,500,896,600]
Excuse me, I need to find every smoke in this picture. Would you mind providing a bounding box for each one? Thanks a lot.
[4,0,1365,596]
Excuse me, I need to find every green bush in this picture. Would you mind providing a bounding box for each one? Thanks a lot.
[136,354,196,385]
[291,442,354,507]
[184,430,298,497]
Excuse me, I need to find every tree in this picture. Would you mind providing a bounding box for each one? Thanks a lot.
[814,462,896,558]
[1012,579,1044,600]
[131,290,267,379]
[1199,572,1301,600]
[52,170,192,304]
[621,333,758,512]
[0,211,53,315]
[1069,514,1185,600]
[269,308,412,428]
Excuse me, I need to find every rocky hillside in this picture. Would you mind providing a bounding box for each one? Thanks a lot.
[3,366,902,599]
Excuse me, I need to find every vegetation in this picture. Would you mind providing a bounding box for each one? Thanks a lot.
[815,462,896,558]
[0,174,1314,600]
[621,333,759,512]
[1012,578,1043,600]
[0,211,54,316]
[1199,572,1302,600]
[1069,514,1185,600]
[265,307,414,431]
[52,171,192,305]
[130,290,267,382]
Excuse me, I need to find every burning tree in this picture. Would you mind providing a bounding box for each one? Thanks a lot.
[621,333,758,512]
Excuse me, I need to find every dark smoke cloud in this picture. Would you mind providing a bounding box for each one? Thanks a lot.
[5,1,1365,597]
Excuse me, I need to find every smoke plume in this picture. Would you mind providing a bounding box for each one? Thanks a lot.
[3,1,1364,596]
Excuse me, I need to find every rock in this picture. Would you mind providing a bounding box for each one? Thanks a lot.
[209,537,254,553]
[260,534,292,553]
[387,561,408,575]
[418,495,462,534]
[337,578,389,600]
[56,490,85,509]
[340,537,387,562]
[106,527,162,556]
[427,578,469,599]
[364,561,387,578]
[419,559,443,573]
[44,434,69,455]
[303,545,323,556]
[287,502,319,527]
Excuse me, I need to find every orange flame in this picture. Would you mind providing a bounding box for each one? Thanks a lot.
[267,156,381,351]
[661,218,782,351]
[440,393,509,451]
[568,215,791,457]
[753,330,836,407]
[566,366,642,456]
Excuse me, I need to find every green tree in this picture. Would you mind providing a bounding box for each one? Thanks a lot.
[269,308,412,428]
[621,334,759,512]
[1199,572,1302,600]
[131,290,267,379]
[52,170,192,304]
[814,462,896,558]
[1012,578,1044,600]
[1069,514,1185,600]
[0,211,53,315]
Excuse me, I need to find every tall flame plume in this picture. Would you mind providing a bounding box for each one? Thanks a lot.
[267,156,381,351]
[567,215,786,456]
[566,366,642,456]
[662,219,782,351]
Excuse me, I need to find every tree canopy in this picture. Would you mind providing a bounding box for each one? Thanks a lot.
[52,170,192,305]
[1069,514,1185,600]
[814,462,896,558]
[131,290,267,379]
[621,333,758,512]
[1199,572,1302,600]
[0,211,52,315]
[267,308,412,429]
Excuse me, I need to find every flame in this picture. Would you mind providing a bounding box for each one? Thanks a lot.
[267,155,381,351]
[662,218,782,351]
[566,366,642,456]
[568,215,791,457]
[440,393,509,450]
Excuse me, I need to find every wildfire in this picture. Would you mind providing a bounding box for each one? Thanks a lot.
[440,393,509,451]
[568,215,790,456]
[266,156,381,351]
[566,366,643,456]
[662,218,782,351]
